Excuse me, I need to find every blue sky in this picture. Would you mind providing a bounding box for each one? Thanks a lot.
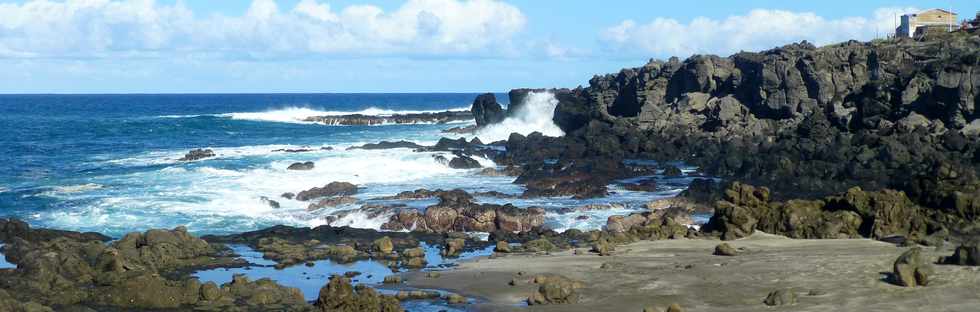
[0,0,973,93]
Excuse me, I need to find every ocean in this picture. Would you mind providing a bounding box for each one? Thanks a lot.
[0,93,694,238]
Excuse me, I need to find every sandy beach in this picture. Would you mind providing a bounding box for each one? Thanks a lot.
[402,233,980,311]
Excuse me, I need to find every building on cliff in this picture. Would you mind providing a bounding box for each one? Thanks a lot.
[896,9,958,38]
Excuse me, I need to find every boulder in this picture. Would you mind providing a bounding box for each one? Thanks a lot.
[893,247,932,287]
[296,182,358,201]
[442,238,466,257]
[448,156,482,169]
[471,93,506,127]
[315,276,402,312]
[763,289,797,306]
[307,196,357,211]
[372,236,394,254]
[713,243,737,256]
[287,161,315,171]
[527,275,581,305]
[494,241,511,253]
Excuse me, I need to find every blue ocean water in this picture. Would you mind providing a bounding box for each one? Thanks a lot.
[0,93,694,238]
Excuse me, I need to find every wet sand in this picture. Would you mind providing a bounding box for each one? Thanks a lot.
[402,233,980,311]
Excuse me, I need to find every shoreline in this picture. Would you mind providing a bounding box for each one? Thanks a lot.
[401,233,980,312]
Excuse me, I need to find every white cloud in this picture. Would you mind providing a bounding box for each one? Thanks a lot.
[600,7,920,58]
[0,0,526,59]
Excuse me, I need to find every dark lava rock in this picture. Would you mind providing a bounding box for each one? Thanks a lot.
[662,165,683,177]
[303,110,472,126]
[472,93,506,127]
[281,192,295,200]
[178,149,215,161]
[448,156,482,169]
[260,196,280,209]
[494,35,980,240]
[893,247,932,287]
[348,141,424,150]
[295,182,358,201]
[287,161,315,171]
[942,244,980,266]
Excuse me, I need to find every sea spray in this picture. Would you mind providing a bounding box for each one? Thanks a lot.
[473,91,564,142]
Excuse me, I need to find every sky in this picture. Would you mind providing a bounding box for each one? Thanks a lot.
[0,0,974,93]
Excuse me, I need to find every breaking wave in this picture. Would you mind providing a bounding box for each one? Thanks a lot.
[159,106,470,125]
[473,91,564,142]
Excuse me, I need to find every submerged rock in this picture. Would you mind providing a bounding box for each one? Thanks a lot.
[348,141,424,150]
[287,161,315,171]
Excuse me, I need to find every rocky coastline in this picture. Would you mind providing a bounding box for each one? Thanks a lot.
[3,30,980,311]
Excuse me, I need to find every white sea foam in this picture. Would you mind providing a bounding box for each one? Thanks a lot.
[38,183,104,197]
[473,92,564,142]
[158,106,471,125]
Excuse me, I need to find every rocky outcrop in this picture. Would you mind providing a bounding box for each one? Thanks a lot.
[178,149,215,161]
[348,141,424,150]
[498,34,980,237]
[471,93,506,127]
[303,110,471,126]
[704,182,935,241]
[379,189,545,233]
[295,182,358,201]
[0,218,109,244]
[0,225,321,311]
[314,275,403,312]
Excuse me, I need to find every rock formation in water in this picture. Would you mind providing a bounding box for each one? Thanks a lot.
[303,110,472,126]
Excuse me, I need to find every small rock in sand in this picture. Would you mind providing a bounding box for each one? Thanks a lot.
[713,243,738,256]
[495,240,511,253]
[763,289,797,306]
[893,247,932,287]
[382,275,402,284]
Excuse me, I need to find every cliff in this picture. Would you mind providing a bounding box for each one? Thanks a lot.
[508,32,980,231]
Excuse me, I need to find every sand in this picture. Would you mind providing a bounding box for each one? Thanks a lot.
[398,233,980,312]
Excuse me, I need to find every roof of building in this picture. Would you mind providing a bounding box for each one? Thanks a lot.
[920,8,957,15]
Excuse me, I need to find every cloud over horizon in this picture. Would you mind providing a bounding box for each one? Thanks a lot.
[0,0,527,59]
[600,7,921,58]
